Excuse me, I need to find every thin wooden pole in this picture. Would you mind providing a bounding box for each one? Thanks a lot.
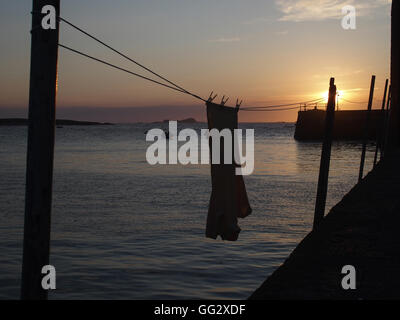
[373,79,389,168]
[387,1,400,150]
[313,78,336,230]
[21,0,60,300]
[382,86,392,160]
[358,75,376,182]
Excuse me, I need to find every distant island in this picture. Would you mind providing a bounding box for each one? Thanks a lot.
[161,118,197,124]
[0,118,113,126]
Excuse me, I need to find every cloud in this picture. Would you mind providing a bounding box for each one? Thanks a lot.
[209,37,241,43]
[275,0,391,22]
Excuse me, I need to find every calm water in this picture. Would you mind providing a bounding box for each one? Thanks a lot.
[0,123,377,299]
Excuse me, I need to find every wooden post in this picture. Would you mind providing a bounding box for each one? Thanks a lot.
[373,79,389,168]
[21,0,60,300]
[387,1,400,150]
[358,75,376,182]
[382,86,392,160]
[313,78,336,229]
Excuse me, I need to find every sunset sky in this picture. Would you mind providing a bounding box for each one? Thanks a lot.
[0,0,393,122]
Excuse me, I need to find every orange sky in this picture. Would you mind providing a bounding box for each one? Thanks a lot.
[0,0,392,122]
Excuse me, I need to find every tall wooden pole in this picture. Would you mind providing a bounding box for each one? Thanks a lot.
[21,0,60,300]
[373,79,389,168]
[388,1,400,149]
[313,78,336,229]
[358,75,376,182]
[382,86,392,159]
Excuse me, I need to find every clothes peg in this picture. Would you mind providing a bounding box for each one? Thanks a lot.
[208,91,218,102]
[208,91,214,102]
[221,96,229,106]
[236,99,243,109]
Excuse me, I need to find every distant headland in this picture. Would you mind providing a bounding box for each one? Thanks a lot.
[0,118,113,126]
[150,118,198,124]
[163,118,197,123]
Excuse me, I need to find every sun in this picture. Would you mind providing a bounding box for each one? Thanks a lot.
[321,91,329,103]
[321,90,343,103]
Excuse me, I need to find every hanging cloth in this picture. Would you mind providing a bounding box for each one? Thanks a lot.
[206,102,252,241]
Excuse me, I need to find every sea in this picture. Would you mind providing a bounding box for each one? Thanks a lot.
[0,123,377,299]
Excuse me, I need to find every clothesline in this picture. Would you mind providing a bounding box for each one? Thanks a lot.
[54,13,355,113]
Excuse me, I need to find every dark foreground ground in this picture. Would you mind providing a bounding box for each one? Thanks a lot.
[250,150,400,300]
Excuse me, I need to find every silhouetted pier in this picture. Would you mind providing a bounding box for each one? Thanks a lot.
[294,109,382,141]
[250,151,400,299]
